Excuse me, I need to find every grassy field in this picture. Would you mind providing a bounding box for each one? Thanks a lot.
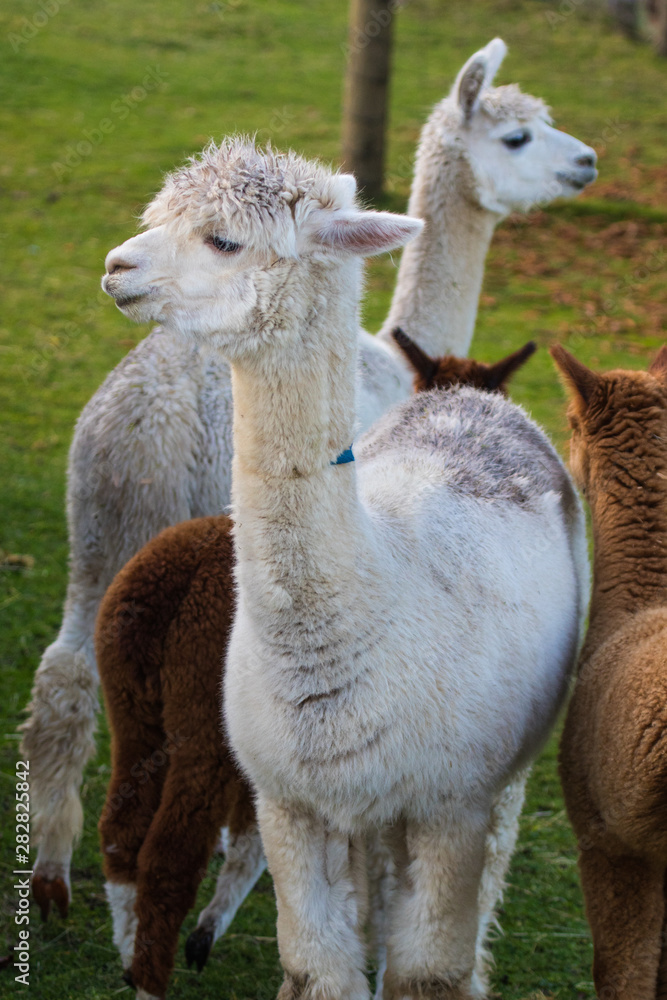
[1,0,666,996]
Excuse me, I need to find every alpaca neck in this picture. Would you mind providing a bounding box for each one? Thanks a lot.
[378,143,499,357]
[229,258,376,646]
[585,452,667,646]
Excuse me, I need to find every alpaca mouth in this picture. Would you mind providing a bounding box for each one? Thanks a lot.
[115,294,146,309]
[556,169,597,191]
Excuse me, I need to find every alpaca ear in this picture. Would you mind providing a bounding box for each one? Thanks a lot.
[485,341,537,392]
[391,327,439,385]
[333,173,358,204]
[308,210,423,257]
[550,344,599,407]
[455,37,508,121]
[648,345,667,379]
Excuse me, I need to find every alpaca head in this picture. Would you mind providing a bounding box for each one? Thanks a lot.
[550,344,667,500]
[420,38,597,216]
[391,328,536,395]
[102,137,422,356]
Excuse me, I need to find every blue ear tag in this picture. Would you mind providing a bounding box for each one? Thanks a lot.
[331,446,355,466]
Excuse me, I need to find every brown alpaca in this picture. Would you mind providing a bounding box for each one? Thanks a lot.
[391,326,536,394]
[96,516,260,1000]
[552,344,667,1000]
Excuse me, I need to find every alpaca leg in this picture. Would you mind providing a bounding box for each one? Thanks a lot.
[99,716,167,975]
[473,770,528,995]
[21,588,100,919]
[371,774,528,1000]
[105,881,139,976]
[384,813,488,1000]
[368,827,397,1000]
[185,822,266,971]
[128,752,229,1000]
[98,593,167,982]
[257,796,370,1000]
[578,846,663,1000]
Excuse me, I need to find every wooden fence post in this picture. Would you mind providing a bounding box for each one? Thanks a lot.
[341,0,396,201]
[647,0,667,55]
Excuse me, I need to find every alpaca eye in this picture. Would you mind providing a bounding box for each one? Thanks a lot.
[207,235,242,253]
[502,129,532,150]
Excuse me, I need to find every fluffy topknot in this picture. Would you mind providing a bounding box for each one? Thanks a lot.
[427,82,550,140]
[479,83,550,124]
[141,136,356,252]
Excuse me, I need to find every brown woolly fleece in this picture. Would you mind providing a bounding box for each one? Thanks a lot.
[391,327,536,394]
[552,344,667,1000]
[96,516,254,1000]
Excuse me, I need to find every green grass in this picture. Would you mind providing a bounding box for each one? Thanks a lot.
[1,0,666,996]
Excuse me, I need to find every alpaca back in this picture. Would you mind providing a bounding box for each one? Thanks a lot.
[358,386,575,503]
[96,514,235,709]
[70,334,234,593]
[357,386,588,628]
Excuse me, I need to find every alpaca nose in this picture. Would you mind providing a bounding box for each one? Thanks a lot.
[105,254,137,275]
[575,151,597,169]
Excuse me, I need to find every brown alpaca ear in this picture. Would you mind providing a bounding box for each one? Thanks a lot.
[485,341,537,392]
[550,344,599,407]
[648,345,667,379]
[391,328,439,387]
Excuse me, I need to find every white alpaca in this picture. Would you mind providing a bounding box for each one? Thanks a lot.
[22,38,596,942]
[377,41,596,357]
[101,138,589,1000]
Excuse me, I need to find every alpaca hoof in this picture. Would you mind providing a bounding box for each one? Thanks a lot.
[32,874,70,921]
[185,926,213,972]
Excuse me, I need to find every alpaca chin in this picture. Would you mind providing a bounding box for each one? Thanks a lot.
[114,295,158,323]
